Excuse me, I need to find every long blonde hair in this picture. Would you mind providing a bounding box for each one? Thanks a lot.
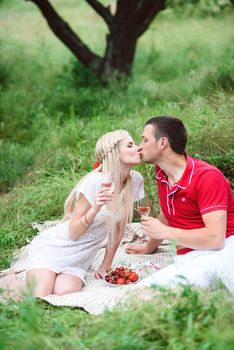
[63,130,134,246]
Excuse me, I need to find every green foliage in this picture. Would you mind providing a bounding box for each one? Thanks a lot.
[168,0,233,16]
[210,46,234,91]
[0,286,233,349]
[0,294,88,350]
[185,93,234,156]
[0,141,34,192]
[77,287,234,350]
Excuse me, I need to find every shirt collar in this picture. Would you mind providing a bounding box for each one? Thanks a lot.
[155,154,195,194]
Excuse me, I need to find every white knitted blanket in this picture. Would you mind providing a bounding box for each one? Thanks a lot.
[0,222,173,314]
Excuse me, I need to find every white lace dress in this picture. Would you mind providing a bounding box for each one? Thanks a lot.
[26,170,144,283]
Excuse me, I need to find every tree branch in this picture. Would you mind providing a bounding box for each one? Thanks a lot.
[85,0,113,27]
[27,0,101,70]
[134,0,166,38]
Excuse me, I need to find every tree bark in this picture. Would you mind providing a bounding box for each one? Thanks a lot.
[99,32,137,82]
[99,18,138,82]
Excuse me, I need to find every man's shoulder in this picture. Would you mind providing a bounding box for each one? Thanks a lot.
[192,157,225,184]
[193,157,222,175]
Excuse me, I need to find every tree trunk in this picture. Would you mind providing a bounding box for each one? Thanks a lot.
[99,30,137,83]
[99,0,166,82]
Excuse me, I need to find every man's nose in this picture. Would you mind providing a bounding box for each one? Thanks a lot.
[138,146,143,152]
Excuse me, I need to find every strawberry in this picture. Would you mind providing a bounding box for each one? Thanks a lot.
[132,275,139,282]
[128,272,139,282]
[124,271,131,278]
[125,279,132,284]
[116,277,126,285]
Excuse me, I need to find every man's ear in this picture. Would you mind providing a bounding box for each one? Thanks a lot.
[160,137,169,150]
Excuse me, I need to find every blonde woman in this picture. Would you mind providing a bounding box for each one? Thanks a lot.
[20,130,144,297]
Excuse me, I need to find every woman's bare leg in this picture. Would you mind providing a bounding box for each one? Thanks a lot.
[26,269,57,297]
[0,273,26,300]
[53,273,83,295]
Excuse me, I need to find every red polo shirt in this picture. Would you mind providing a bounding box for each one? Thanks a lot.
[156,154,234,255]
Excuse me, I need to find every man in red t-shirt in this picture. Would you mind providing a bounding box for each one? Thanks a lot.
[126,116,234,293]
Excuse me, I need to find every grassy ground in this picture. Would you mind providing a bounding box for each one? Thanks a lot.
[1,286,234,350]
[0,0,234,349]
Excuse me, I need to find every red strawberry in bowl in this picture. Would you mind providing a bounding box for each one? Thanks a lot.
[103,266,140,287]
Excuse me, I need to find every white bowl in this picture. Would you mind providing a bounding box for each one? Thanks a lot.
[103,271,141,287]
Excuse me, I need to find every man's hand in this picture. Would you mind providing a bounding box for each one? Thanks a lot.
[125,243,149,255]
[141,216,166,240]
[141,210,226,251]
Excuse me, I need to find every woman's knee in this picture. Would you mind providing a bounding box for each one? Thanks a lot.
[53,275,83,295]
[26,269,56,297]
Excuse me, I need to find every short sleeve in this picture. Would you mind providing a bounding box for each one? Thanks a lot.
[131,170,145,202]
[196,170,229,215]
[75,172,103,206]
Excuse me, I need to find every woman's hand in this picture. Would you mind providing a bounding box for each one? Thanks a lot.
[92,188,114,213]
[95,267,108,280]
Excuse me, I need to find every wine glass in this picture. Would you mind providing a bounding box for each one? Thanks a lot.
[101,173,114,217]
[101,180,114,194]
[137,196,151,217]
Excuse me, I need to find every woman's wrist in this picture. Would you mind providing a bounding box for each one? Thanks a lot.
[100,266,109,271]
[91,203,102,214]
[84,207,97,226]
[77,207,99,230]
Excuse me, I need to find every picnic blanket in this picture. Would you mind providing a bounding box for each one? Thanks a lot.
[0,222,173,315]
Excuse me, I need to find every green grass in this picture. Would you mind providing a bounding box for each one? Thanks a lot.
[0,286,234,350]
[0,0,234,348]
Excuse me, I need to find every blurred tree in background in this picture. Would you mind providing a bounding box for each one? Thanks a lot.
[27,0,167,83]
[27,0,233,83]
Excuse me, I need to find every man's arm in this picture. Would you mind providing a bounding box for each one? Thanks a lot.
[141,210,226,250]
[125,210,167,255]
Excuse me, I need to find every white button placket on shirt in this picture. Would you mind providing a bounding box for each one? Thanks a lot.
[165,182,182,217]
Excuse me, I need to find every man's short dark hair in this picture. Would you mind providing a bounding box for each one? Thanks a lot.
[145,116,187,154]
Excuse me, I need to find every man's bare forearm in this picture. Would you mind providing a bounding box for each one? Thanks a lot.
[145,238,163,253]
